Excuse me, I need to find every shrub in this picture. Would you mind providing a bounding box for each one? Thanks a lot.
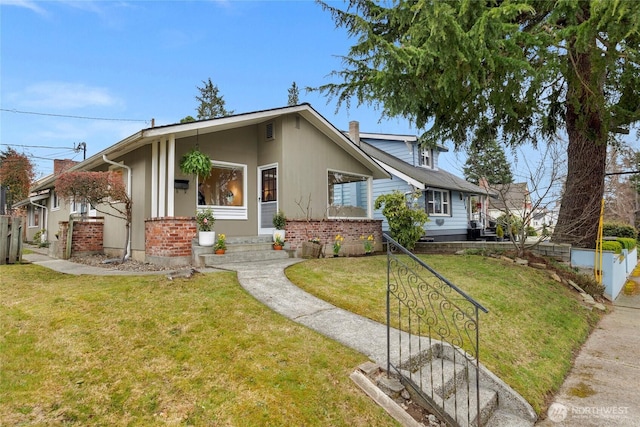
[526,226,537,236]
[603,222,638,240]
[374,191,429,250]
[601,240,623,253]
[616,237,636,251]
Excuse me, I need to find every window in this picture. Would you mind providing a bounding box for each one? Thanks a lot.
[328,171,370,218]
[199,161,248,220]
[71,198,85,214]
[427,189,450,216]
[261,168,277,202]
[28,205,41,227]
[419,148,431,168]
[52,191,60,210]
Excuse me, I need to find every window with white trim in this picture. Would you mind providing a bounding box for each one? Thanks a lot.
[28,205,41,227]
[328,170,370,218]
[419,148,432,168]
[426,189,450,216]
[52,191,60,210]
[199,161,248,220]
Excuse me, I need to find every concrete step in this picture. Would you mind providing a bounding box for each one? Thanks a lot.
[194,235,291,267]
[485,410,535,427]
[201,248,290,266]
[405,358,469,400]
[442,385,498,427]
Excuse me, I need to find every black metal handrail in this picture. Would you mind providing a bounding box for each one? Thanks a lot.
[384,233,489,427]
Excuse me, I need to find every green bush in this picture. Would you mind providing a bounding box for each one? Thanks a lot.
[603,222,638,240]
[375,190,429,250]
[526,226,537,236]
[616,237,637,251]
[602,240,623,253]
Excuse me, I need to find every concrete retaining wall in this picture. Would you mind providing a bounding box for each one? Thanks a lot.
[414,240,571,262]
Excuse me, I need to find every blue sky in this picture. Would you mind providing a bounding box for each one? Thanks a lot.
[2,0,464,179]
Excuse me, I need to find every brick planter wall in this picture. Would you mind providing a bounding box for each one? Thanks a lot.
[286,219,383,257]
[145,217,197,267]
[57,217,104,258]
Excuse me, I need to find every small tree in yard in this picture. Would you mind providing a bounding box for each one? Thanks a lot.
[0,148,34,214]
[489,142,565,257]
[56,171,132,262]
[375,190,428,250]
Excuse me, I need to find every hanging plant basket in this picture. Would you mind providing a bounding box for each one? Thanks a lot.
[180,149,212,179]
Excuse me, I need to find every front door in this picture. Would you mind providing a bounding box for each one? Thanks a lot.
[258,165,278,235]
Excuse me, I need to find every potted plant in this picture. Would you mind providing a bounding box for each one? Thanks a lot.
[272,210,286,242]
[214,233,226,254]
[302,236,322,258]
[496,224,504,242]
[196,208,216,246]
[273,235,285,250]
[180,148,212,179]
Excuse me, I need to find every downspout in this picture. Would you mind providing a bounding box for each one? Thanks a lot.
[28,199,48,243]
[103,155,132,260]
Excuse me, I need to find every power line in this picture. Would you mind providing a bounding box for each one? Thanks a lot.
[1,143,76,150]
[0,108,148,123]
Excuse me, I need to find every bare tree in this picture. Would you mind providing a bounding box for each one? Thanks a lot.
[604,145,638,226]
[485,141,566,257]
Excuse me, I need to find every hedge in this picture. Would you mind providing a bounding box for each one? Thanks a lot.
[602,241,623,253]
[603,222,638,240]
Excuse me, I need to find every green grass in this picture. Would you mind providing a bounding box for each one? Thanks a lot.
[286,254,602,415]
[0,265,398,426]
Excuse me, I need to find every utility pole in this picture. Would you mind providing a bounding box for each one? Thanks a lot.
[74,142,86,160]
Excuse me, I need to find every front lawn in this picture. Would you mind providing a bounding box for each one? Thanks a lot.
[286,254,602,415]
[0,265,397,426]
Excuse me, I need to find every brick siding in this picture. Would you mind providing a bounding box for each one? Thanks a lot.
[57,217,104,258]
[145,217,197,258]
[286,219,383,256]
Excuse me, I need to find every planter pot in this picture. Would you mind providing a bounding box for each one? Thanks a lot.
[198,231,216,247]
[215,249,225,255]
[302,241,322,258]
[273,230,286,242]
[273,244,283,250]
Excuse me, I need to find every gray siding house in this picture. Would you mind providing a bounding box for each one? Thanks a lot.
[347,122,492,242]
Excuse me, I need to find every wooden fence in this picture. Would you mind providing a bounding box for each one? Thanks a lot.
[0,216,23,265]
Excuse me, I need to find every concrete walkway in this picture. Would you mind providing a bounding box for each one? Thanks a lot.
[20,250,640,426]
[536,279,640,427]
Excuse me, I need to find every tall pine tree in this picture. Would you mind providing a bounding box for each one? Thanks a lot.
[463,140,513,186]
[196,78,234,120]
[317,0,640,248]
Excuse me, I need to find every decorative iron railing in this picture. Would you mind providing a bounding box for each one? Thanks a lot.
[384,233,489,427]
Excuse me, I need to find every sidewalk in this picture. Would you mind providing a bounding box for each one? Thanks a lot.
[536,282,640,427]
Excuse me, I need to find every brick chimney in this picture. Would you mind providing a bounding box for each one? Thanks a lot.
[349,120,360,146]
[54,159,78,175]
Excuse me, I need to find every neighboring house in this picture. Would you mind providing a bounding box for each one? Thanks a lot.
[485,182,532,221]
[16,104,389,264]
[346,121,492,242]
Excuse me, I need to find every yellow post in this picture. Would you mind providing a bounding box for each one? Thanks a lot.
[594,198,604,284]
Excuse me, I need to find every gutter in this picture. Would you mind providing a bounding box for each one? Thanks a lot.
[102,155,132,260]
[28,199,48,243]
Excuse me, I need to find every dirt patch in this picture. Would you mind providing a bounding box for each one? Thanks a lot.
[69,253,174,272]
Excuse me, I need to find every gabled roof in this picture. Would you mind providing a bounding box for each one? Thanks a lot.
[359,141,490,195]
[487,182,530,211]
[30,103,389,193]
